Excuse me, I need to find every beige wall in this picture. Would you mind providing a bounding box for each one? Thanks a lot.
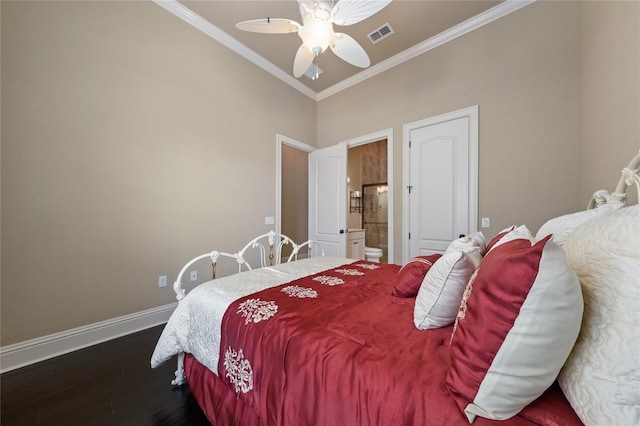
[281,144,308,250]
[578,0,640,206]
[317,1,639,262]
[347,145,363,230]
[0,1,316,345]
[1,0,638,346]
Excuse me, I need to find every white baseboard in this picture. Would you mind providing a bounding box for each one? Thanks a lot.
[0,302,177,373]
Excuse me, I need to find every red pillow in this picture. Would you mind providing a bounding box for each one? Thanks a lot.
[484,225,515,252]
[392,254,442,297]
[446,236,583,422]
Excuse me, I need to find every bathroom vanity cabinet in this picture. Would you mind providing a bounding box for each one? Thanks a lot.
[347,229,366,260]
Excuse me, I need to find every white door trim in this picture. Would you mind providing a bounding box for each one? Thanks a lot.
[402,106,478,263]
[276,134,315,234]
[277,129,394,262]
[339,128,394,263]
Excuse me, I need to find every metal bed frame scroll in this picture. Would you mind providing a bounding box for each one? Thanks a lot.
[169,231,325,385]
[588,150,640,209]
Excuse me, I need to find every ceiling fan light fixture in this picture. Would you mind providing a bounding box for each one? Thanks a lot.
[235,0,392,80]
[298,15,333,54]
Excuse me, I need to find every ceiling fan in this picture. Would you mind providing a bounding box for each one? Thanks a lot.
[236,0,392,80]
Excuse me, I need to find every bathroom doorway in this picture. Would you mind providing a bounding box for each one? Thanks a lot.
[278,130,393,263]
[347,139,389,263]
[362,183,388,263]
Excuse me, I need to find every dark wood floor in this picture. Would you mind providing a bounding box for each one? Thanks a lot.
[1,325,210,425]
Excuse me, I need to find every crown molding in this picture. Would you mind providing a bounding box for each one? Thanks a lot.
[154,0,535,102]
[317,0,536,100]
[153,0,318,100]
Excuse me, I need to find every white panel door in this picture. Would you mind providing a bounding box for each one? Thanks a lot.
[308,143,347,257]
[406,108,478,259]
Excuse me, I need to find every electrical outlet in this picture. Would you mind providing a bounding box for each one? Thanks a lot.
[190,270,198,282]
[481,217,491,228]
[158,275,167,288]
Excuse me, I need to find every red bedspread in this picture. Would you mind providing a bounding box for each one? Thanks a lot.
[214,261,581,426]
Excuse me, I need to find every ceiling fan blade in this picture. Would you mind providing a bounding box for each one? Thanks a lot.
[331,0,392,26]
[330,33,370,68]
[236,18,300,34]
[293,44,315,78]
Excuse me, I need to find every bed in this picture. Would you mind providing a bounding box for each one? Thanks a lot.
[151,151,640,426]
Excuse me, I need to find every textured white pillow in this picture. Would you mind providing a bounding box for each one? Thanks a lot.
[535,203,623,246]
[414,248,482,330]
[558,205,640,426]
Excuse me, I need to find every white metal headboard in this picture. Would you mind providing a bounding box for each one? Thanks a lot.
[172,231,325,301]
[588,150,640,209]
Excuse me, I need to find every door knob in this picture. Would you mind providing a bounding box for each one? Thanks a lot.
[339,229,345,234]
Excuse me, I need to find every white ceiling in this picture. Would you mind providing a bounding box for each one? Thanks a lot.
[158,0,532,100]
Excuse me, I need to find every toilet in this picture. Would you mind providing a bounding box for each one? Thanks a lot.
[365,247,383,262]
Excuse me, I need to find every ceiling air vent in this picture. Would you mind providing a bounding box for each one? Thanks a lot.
[368,23,394,44]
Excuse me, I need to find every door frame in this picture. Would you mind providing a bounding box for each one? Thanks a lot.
[277,129,394,263]
[340,128,394,263]
[275,133,315,235]
[402,106,479,263]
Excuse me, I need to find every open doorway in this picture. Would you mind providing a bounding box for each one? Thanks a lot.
[277,129,393,263]
[347,140,389,263]
[344,128,394,263]
[276,134,314,258]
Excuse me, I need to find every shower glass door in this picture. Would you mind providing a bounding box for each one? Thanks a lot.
[362,183,388,263]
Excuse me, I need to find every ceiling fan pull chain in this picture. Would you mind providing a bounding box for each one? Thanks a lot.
[311,52,320,81]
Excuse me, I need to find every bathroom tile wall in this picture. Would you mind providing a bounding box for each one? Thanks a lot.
[361,140,388,262]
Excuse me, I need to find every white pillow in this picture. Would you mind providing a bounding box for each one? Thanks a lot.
[558,204,640,426]
[414,249,482,330]
[445,231,486,256]
[535,203,623,246]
